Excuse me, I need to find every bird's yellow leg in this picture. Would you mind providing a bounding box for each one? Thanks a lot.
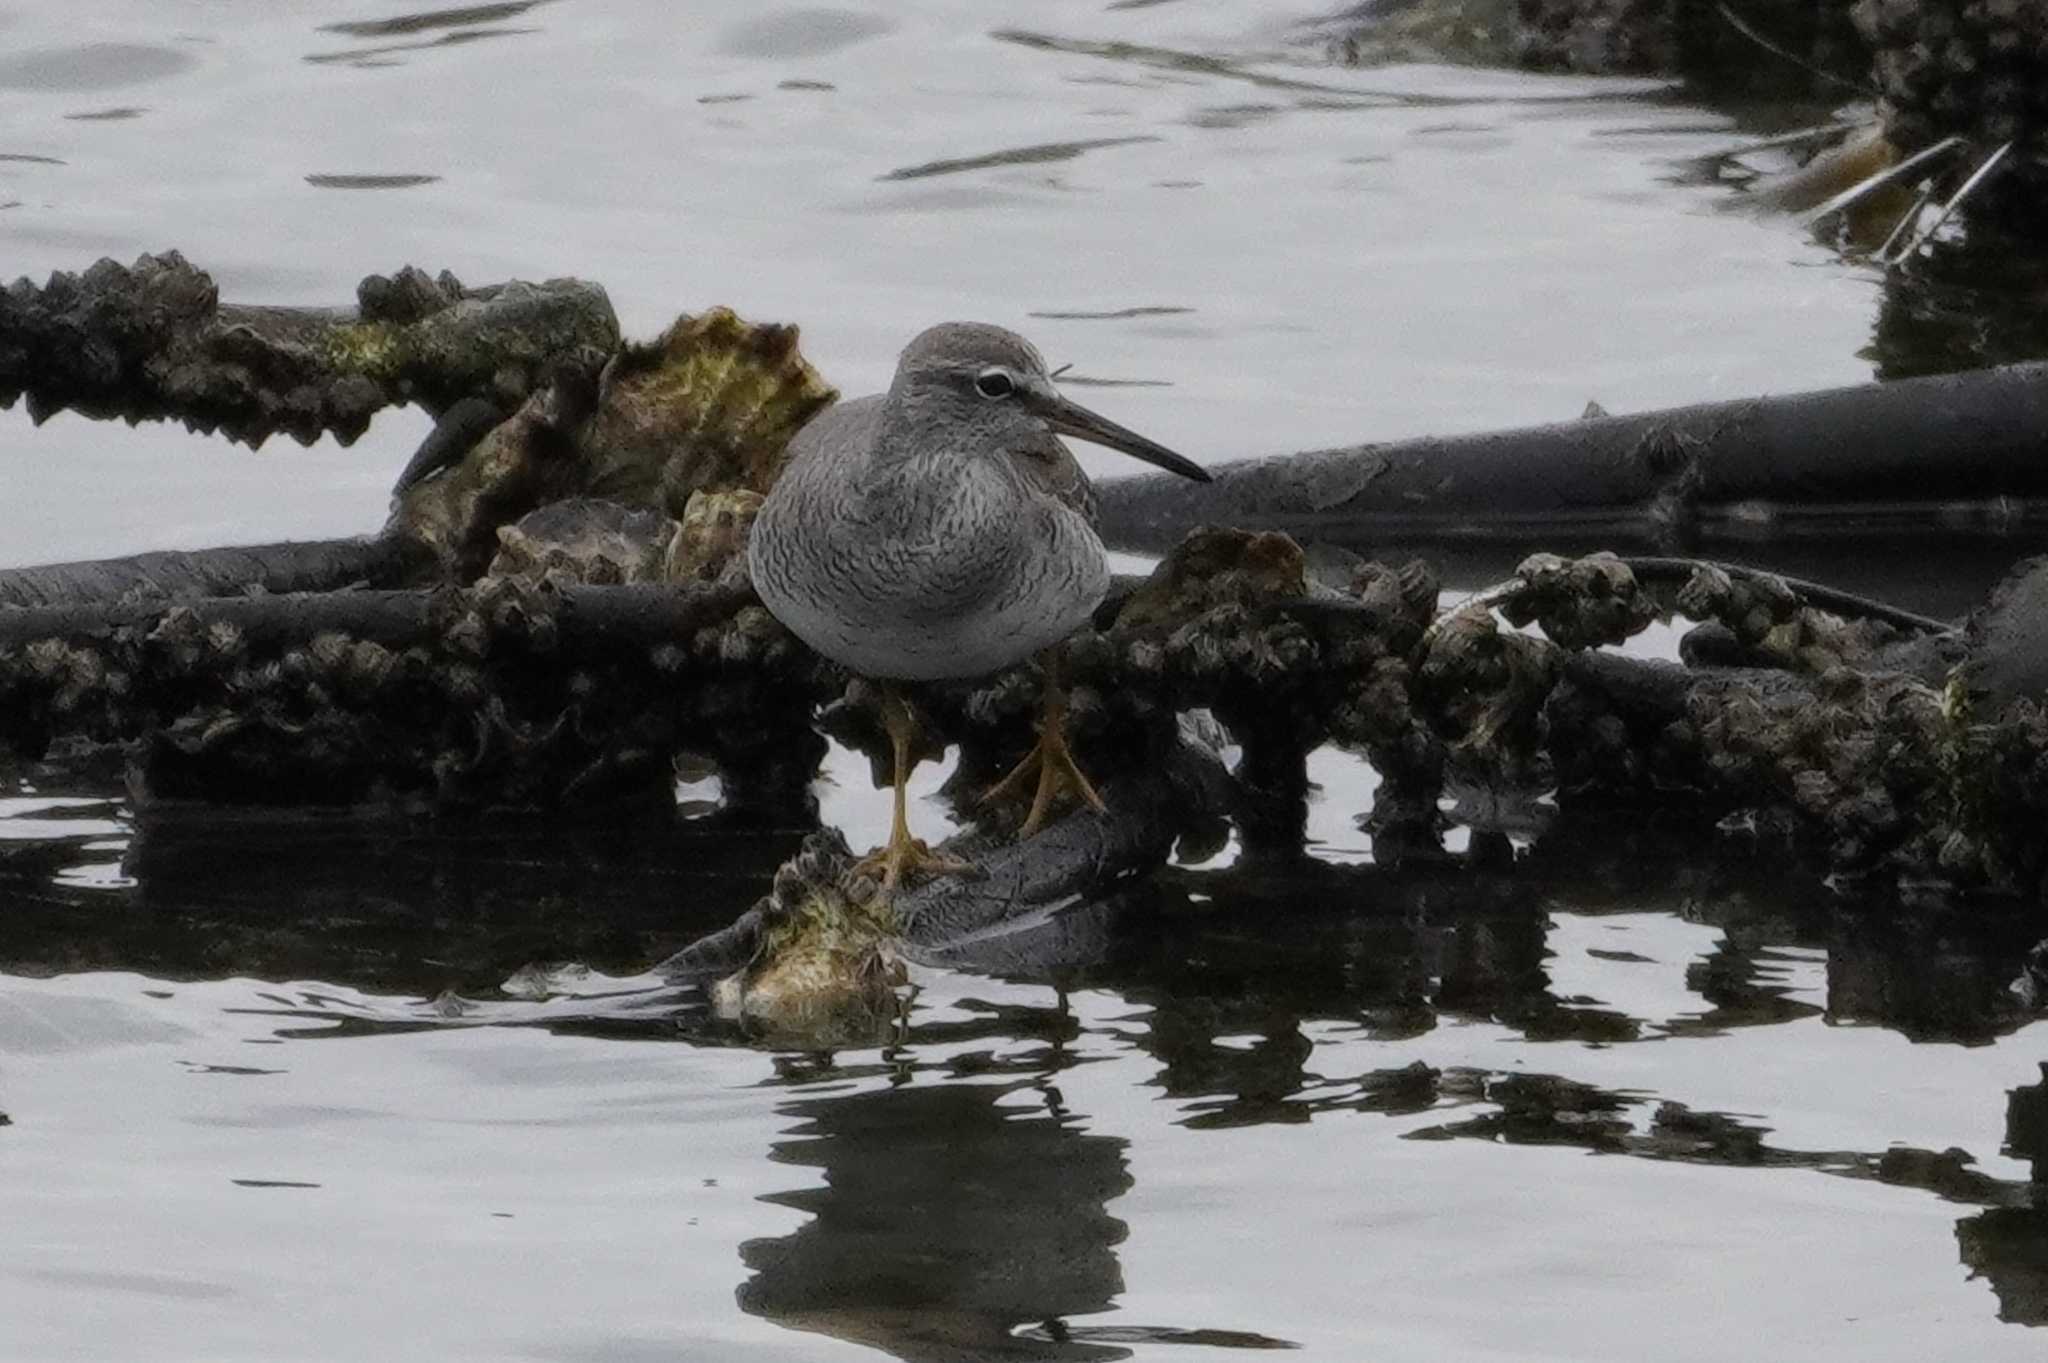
[850,686,974,890]
[981,649,1107,839]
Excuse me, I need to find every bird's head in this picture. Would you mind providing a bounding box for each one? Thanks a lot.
[887,321,1210,482]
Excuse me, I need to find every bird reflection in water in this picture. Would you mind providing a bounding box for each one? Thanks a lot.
[737,1078,1134,1361]
[737,1073,1296,1361]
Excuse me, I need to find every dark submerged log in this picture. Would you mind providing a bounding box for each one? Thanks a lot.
[654,741,1230,1046]
[0,579,755,654]
[0,577,827,811]
[1097,359,2048,561]
[0,252,620,446]
[0,536,423,610]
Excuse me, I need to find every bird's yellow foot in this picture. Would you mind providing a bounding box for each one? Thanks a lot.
[850,830,975,892]
[981,711,1107,839]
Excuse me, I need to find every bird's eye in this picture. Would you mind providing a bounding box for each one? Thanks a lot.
[974,368,1016,399]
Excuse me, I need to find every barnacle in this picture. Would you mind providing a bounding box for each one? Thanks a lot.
[489,498,675,584]
[580,306,837,511]
[664,487,763,584]
[712,830,907,1048]
[1859,0,2048,220]
[390,306,827,583]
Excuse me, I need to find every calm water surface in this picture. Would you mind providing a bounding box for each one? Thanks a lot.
[3,2,2047,1360]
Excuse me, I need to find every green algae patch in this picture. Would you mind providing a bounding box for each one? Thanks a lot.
[320,322,409,383]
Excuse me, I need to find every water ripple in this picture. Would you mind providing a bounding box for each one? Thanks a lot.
[880,135,1160,182]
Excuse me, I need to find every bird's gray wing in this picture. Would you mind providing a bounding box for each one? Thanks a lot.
[1015,430,1099,526]
[778,394,885,479]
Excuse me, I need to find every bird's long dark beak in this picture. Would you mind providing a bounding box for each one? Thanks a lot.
[1032,388,1211,483]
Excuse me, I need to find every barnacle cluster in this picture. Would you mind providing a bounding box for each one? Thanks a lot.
[1674,562,1903,674]
[390,307,831,585]
[579,307,837,511]
[12,528,2048,901]
[0,578,829,811]
[1856,0,2048,219]
[710,829,908,1048]
[0,252,618,445]
[1515,0,1864,91]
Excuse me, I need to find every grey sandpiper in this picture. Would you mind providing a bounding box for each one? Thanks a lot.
[748,321,1211,888]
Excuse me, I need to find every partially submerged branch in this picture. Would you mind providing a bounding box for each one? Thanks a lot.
[658,741,1228,1045]
[1096,360,2048,561]
[0,252,620,446]
[0,537,423,611]
[0,578,825,810]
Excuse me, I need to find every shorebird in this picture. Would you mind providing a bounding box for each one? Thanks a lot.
[748,322,1210,888]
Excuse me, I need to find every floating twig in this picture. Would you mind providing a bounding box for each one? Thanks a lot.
[1874,177,1940,261]
[1885,141,2015,267]
[1799,135,1964,224]
[1698,120,1868,166]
